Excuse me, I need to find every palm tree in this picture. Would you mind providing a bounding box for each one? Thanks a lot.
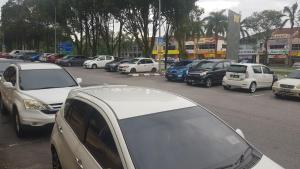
[240,19,250,39]
[282,2,298,28]
[204,10,228,56]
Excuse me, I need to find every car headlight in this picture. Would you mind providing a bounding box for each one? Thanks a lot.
[273,82,279,88]
[24,100,47,110]
[199,71,208,76]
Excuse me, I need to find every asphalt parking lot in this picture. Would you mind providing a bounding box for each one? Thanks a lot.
[1,67,300,169]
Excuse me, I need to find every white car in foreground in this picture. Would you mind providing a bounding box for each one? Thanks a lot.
[118,57,159,73]
[51,85,283,169]
[0,63,81,137]
[83,55,114,69]
[223,63,276,93]
[272,69,300,98]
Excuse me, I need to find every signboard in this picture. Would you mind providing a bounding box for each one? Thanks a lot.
[152,50,179,55]
[268,55,287,59]
[239,49,257,55]
[289,51,300,57]
[268,50,288,55]
[198,38,215,44]
[58,41,73,54]
[226,10,241,60]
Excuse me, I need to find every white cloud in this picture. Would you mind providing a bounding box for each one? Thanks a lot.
[197,0,240,13]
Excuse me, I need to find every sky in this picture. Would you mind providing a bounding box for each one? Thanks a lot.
[0,0,296,18]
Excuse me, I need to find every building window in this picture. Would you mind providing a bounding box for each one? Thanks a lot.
[186,45,194,50]
[198,44,215,50]
[292,44,300,50]
[270,45,285,49]
[222,44,227,49]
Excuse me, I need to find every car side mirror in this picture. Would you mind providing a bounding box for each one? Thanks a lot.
[3,82,15,89]
[76,78,82,84]
[236,128,245,139]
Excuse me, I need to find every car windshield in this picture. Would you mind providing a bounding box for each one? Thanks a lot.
[194,61,215,70]
[19,69,77,90]
[0,62,12,72]
[128,59,140,64]
[288,70,300,79]
[174,61,191,67]
[228,65,247,73]
[120,106,258,169]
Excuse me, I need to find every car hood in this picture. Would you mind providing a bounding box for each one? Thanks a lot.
[252,155,283,169]
[20,87,79,104]
[119,63,135,67]
[168,66,188,72]
[189,69,210,74]
[277,78,300,85]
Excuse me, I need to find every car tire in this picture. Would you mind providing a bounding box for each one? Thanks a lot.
[13,108,25,138]
[223,85,230,90]
[130,68,136,73]
[92,64,97,69]
[52,148,62,169]
[205,78,212,88]
[0,96,8,115]
[249,82,257,93]
[151,68,157,73]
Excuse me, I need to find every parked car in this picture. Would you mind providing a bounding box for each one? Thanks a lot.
[47,54,65,63]
[272,69,300,98]
[105,58,130,72]
[165,60,193,81]
[0,59,24,76]
[0,63,82,137]
[50,85,283,169]
[83,55,114,69]
[292,62,300,68]
[0,52,10,59]
[186,59,232,87]
[223,63,276,93]
[118,57,159,73]
[55,55,74,64]
[9,50,36,58]
[31,53,42,62]
[20,52,40,60]
[57,55,86,67]
[39,53,53,62]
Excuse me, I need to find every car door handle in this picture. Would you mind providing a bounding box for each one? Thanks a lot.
[76,157,84,169]
[57,125,63,134]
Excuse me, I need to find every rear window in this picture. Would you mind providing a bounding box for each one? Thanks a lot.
[228,65,247,73]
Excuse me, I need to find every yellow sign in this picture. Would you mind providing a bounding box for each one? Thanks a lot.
[152,50,180,55]
[289,51,300,57]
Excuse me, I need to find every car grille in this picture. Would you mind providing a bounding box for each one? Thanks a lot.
[41,109,59,115]
[41,103,63,115]
[188,74,200,77]
[280,84,295,89]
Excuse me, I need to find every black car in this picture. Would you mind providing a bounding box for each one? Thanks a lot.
[105,58,130,72]
[57,55,86,67]
[186,59,232,87]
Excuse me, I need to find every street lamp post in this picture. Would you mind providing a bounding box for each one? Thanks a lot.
[157,0,162,72]
[54,7,57,54]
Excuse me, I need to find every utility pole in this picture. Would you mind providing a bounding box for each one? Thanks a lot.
[54,7,57,53]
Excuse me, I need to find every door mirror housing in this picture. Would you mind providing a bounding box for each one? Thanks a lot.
[3,82,15,89]
[76,78,82,84]
[236,128,245,139]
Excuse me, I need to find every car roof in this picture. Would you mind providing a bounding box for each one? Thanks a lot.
[15,63,62,70]
[232,63,263,66]
[76,86,197,120]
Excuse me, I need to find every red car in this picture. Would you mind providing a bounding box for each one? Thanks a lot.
[0,52,11,59]
[47,54,64,63]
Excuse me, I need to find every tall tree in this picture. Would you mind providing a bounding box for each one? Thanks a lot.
[240,19,251,39]
[204,9,228,56]
[245,10,284,63]
[282,2,298,28]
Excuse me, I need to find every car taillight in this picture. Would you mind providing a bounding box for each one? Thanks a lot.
[245,71,249,78]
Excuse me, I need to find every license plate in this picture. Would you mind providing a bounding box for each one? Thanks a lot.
[280,89,291,92]
[230,74,239,78]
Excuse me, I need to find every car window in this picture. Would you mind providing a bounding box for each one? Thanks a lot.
[3,67,17,86]
[65,100,90,142]
[214,63,224,70]
[224,62,231,68]
[145,59,153,64]
[252,66,262,74]
[85,108,124,169]
[139,59,146,64]
[262,67,271,74]
[106,56,113,60]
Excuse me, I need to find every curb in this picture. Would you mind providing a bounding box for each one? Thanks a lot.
[128,73,163,77]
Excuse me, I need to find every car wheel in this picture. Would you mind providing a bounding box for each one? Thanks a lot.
[205,78,212,88]
[92,64,97,69]
[130,68,136,73]
[223,85,230,90]
[249,82,257,93]
[52,148,62,169]
[13,109,25,138]
[0,96,8,115]
[151,68,157,73]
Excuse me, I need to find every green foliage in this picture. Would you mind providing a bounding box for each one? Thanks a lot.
[282,2,298,28]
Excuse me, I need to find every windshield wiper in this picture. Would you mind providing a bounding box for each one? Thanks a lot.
[215,146,253,169]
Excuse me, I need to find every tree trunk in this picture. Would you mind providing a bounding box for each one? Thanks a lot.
[215,33,218,58]
[164,24,170,70]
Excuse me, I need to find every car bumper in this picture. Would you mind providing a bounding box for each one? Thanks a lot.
[222,78,251,89]
[186,75,206,84]
[165,73,185,81]
[272,86,300,97]
[83,64,92,69]
[19,109,56,127]
[119,67,130,73]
